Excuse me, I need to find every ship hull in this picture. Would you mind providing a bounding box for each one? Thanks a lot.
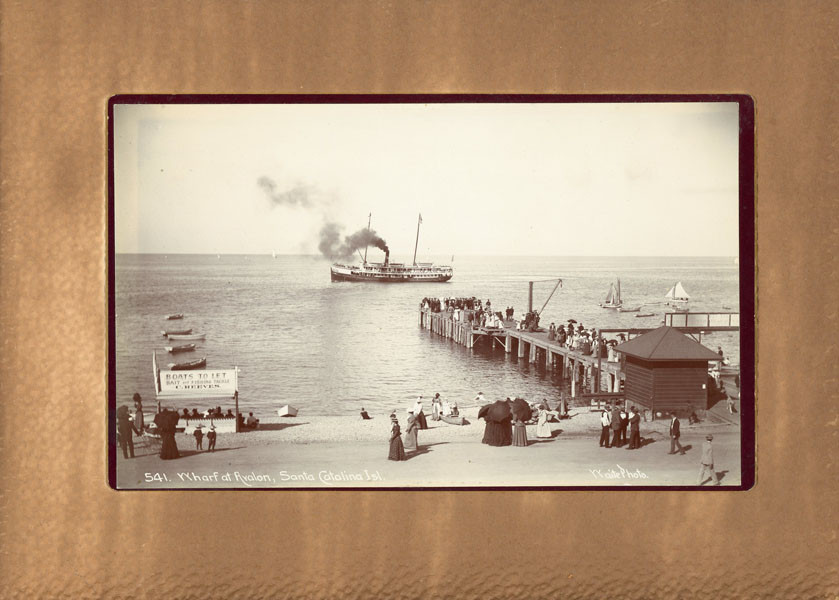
[330,265,452,283]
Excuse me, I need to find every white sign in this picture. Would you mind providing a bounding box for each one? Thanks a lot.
[158,369,238,397]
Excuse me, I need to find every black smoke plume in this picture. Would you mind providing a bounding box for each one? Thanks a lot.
[318,222,389,260]
[258,176,313,207]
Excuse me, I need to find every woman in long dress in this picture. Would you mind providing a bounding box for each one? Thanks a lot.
[414,398,428,429]
[388,416,406,461]
[153,408,180,460]
[403,412,418,451]
[535,404,552,438]
[512,415,528,447]
[431,394,442,421]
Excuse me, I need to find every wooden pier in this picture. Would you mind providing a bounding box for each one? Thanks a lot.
[418,307,741,402]
[419,308,628,397]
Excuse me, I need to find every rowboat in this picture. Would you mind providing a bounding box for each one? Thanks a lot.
[618,306,641,312]
[441,414,467,426]
[278,405,299,417]
[165,313,184,320]
[166,333,206,341]
[167,357,206,370]
[164,343,196,353]
[635,313,655,318]
[161,328,192,337]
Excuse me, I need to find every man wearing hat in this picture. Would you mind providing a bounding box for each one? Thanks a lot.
[206,425,217,452]
[193,424,204,451]
[698,434,721,485]
[116,405,140,459]
[668,412,685,455]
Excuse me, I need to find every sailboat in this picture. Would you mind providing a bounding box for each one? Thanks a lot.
[599,279,623,309]
[665,281,690,311]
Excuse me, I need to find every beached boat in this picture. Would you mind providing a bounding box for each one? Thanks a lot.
[599,279,622,308]
[161,328,192,337]
[167,357,206,370]
[164,343,196,353]
[165,313,184,320]
[665,281,690,309]
[278,405,299,417]
[441,414,467,426]
[618,306,641,312]
[635,313,655,318]
[166,332,206,341]
[330,213,453,283]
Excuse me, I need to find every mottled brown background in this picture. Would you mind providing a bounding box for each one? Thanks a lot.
[1,2,836,598]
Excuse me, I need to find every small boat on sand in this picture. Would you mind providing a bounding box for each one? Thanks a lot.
[618,306,641,312]
[167,357,206,370]
[165,313,184,320]
[166,333,206,341]
[441,414,468,426]
[635,313,655,318]
[162,328,192,337]
[278,405,299,417]
[165,343,196,353]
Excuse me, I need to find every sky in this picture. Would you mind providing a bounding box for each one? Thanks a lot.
[114,101,741,258]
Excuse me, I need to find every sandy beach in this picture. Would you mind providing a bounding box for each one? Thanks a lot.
[117,406,741,488]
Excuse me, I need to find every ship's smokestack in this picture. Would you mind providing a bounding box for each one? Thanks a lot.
[384,249,390,267]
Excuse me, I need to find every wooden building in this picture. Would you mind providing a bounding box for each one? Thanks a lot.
[614,326,722,416]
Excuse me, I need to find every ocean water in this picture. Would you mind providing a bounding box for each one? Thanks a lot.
[114,255,741,417]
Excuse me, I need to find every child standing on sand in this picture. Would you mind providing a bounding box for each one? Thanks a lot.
[193,424,204,450]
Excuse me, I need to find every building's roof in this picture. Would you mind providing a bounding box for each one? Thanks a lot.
[614,326,721,361]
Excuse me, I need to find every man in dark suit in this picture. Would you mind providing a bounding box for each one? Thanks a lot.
[610,404,622,448]
[627,406,641,449]
[668,412,684,455]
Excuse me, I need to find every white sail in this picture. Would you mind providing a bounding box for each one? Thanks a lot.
[665,281,690,301]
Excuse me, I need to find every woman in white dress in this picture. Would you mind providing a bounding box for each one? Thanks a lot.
[535,404,552,438]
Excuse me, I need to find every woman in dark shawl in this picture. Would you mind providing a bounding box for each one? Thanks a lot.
[479,400,513,447]
[388,415,406,461]
[153,407,180,460]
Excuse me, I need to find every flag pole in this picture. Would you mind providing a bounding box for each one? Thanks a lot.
[363,213,371,264]
[413,213,422,266]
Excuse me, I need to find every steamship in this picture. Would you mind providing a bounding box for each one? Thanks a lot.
[330,213,453,283]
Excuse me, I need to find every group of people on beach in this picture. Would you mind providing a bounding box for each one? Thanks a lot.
[476,393,560,448]
[181,407,236,420]
[387,394,461,460]
[598,403,642,449]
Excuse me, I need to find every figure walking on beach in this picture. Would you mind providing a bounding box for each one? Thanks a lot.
[535,404,552,438]
[414,397,428,430]
[698,434,721,485]
[388,415,406,461]
[600,404,612,447]
[627,407,641,449]
[193,424,204,450]
[668,413,684,455]
[404,410,419,452]
[117,405,139,459]
[154,407,180,460]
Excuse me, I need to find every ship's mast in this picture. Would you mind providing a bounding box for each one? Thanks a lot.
[363,212,371,264]
[412,212,422,266]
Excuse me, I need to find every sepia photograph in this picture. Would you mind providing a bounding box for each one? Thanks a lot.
[109,96,754,489]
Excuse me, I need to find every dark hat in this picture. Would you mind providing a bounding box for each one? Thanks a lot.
[133,393,142,402]
[706,434,714,440]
